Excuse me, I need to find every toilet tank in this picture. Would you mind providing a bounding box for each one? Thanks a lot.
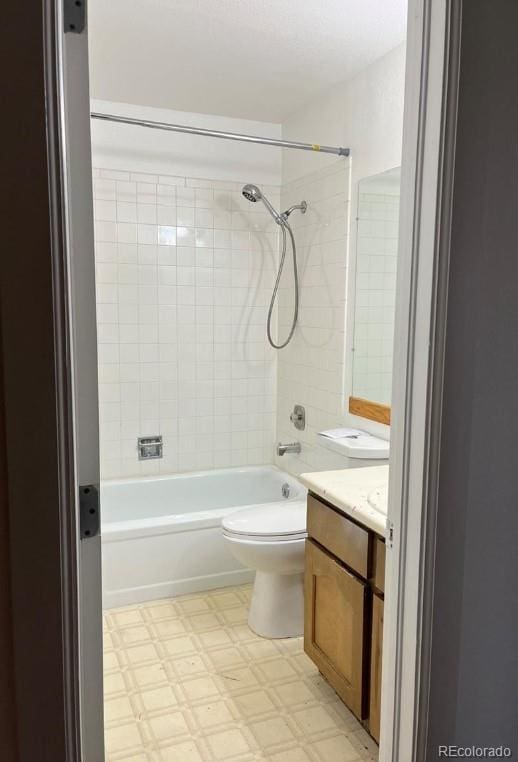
[317,430,389,467]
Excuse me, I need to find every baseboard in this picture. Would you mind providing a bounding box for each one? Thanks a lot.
[103,569,255,609]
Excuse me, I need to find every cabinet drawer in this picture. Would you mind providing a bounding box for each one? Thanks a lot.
[372,537,385,594]
[307,494,370,579]
[304,539,368,720]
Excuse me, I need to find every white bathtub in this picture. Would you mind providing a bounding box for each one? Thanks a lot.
[101,466,306,608]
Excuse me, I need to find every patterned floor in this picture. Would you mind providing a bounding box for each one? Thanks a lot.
[103,584,378,762]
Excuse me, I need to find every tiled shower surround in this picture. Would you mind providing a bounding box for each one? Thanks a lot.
[93,169,280,479]
[275,160,352,475]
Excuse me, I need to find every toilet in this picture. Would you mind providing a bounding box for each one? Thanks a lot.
[222,501,307,638]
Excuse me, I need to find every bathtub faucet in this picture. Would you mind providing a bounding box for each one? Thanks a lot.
[277,442,301,456]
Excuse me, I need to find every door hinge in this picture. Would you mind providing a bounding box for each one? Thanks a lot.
[388,521,395,547]
[79,484,100,539]
[64,0,86,33]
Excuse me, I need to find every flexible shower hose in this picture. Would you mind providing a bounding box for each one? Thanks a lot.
[267,220,299,349]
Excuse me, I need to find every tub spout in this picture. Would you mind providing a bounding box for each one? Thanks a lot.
[277,442,301,456]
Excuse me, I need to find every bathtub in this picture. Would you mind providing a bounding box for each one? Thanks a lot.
[101,465,306,608]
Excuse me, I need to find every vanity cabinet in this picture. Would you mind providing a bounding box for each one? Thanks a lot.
[369,593,384,742]
[304,539,368,718]
[304,493,385,740]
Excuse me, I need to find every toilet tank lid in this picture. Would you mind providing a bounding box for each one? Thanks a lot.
[317,431,389,459]
[222,500,307,537]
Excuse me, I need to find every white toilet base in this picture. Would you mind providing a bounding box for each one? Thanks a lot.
[248,571,304,638]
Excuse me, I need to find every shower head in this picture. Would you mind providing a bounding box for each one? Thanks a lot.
[242,183,261,203]
[242,183,282,224]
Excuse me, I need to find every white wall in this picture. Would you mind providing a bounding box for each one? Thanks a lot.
[276,43,405,474]
[91,103,282,479]
[281,43,405,186]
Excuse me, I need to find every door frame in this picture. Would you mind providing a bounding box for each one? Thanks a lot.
[382,0,460,759]
[58,0,106,757]
[1,1,83,759]
[0,0,459,759]
[1,1,104,760]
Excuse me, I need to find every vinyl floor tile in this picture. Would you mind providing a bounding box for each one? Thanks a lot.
[103,584,378,762]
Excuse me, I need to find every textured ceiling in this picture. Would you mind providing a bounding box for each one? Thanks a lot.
[88,0,407,122]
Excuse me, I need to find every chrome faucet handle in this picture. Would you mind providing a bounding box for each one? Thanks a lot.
[289,404,305,430]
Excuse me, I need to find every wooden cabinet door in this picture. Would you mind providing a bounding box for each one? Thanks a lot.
[369,593,384,742]
[304,539,368,720]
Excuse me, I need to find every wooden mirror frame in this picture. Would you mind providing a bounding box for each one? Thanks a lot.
[348,396,391,425]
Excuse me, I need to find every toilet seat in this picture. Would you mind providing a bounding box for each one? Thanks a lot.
[223,530,306,543]
[222,500,307,543]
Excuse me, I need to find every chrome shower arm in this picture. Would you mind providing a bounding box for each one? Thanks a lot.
[281,201,308,221]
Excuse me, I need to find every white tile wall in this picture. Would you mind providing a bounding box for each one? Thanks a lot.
[93,168,280,479]
[275,160,354,475]
[353,188,399,405]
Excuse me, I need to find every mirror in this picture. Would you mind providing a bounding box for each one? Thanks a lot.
[349,167,401,424]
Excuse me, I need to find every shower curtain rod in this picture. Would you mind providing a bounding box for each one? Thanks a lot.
[90,112,350,157]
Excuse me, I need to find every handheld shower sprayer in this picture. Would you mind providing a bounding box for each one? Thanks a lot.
[241,184,306,224]
[241,183,307,349]
[241,183,283,224]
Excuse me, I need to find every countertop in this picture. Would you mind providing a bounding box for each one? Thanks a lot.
[300,465,389,537]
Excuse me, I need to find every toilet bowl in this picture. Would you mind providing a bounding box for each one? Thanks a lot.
[222,501,307,638]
